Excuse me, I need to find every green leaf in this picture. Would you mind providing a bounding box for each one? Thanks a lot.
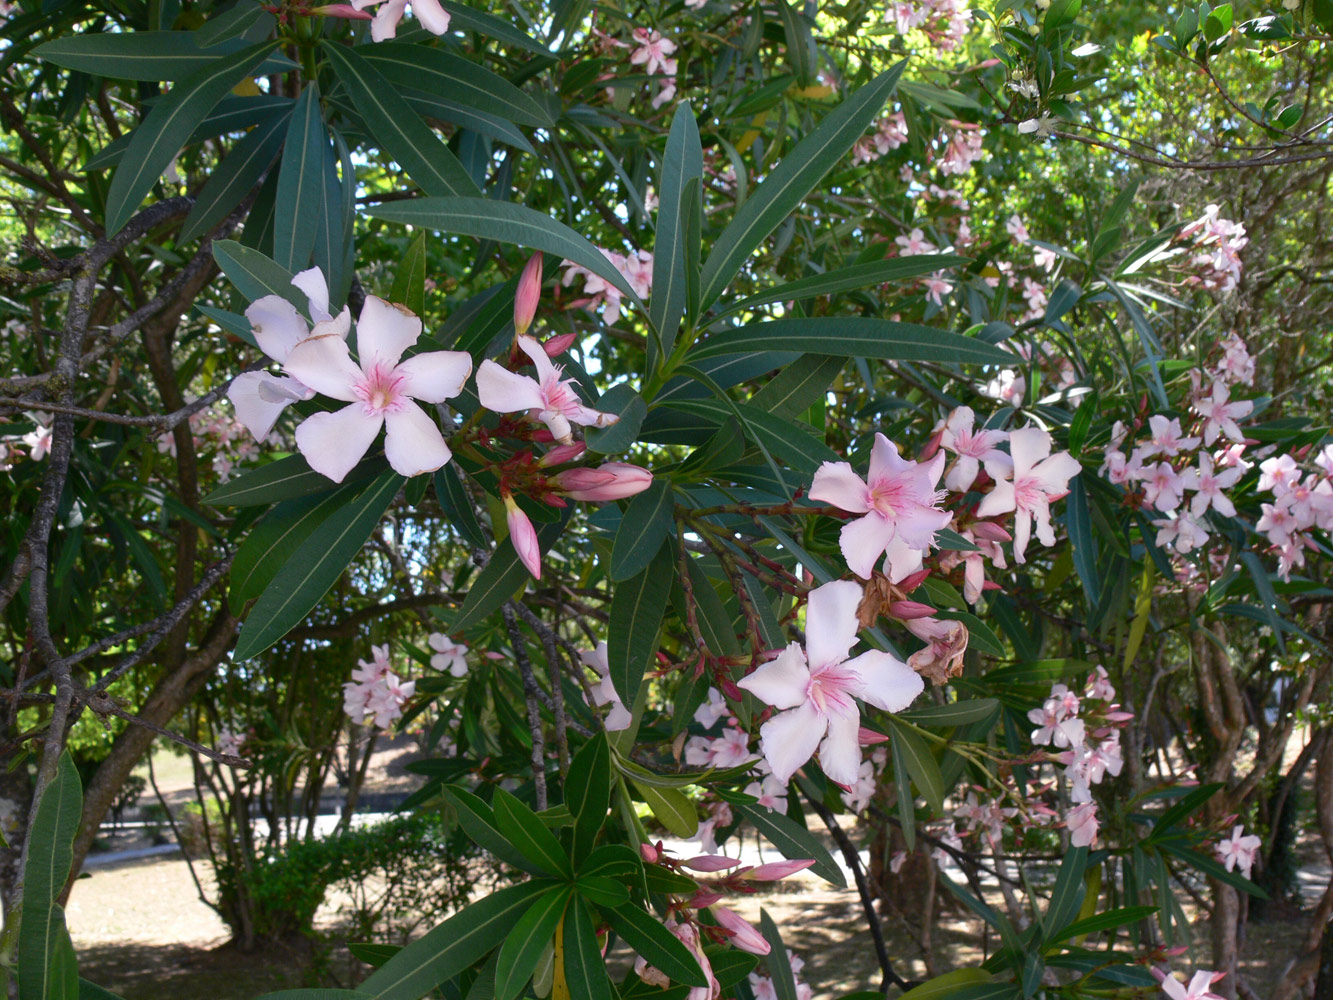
[495,887,571,1000]
[367,197,643,310]
[604,905,707,987]
[78,981,129,1000]
[212,239,300,310]
[1041,847,1088,939]
[433,463,488,548]
[197,2,276,45]
[451,516,567,631]
[720,254,968,323]
[1064,476,1099,608]
[610,480,674,582]
[633,781,698,838]
[493,789,573,878]
[748,355,843,419]
[687,317,1013,365]
[1160,844,1268,898]
[322,41,480,199]
[179,109,288,243]
[390,231,430,318]
[204,452,385,507]
[18,753,82,1000]
[105,40,279,235]
[757,910,798,1000]
[437,0,555,56]
[254,992,373,1000]
[1044,0,1081,30]
[33,31,292,81]
[734,802,845,887]
[650,102,704,363]
[442,786,534,870]
[584,383,647,455]
[578,844,642,880]
[776,0,816,83]
[84,95,291,172]
[232,471,404,660]
[565,733,611,863]
[888,719,946,813]
[698,63,904,310]
[273,84,327,272]
[1149,782,1223,837]
[561,899,614,1000]
[360,43,553,128]
[1049,905,1157,944]
[1204,3,1233,40]
[359,881,552,999]
[899,699,1000,727]
[230,486,355,605]
[898,970,996,999]
[607,542,673,711]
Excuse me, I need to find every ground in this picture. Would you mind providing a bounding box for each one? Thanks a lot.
[68,739,1329,999]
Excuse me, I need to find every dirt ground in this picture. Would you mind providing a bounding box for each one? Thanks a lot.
[69,738,1329,999]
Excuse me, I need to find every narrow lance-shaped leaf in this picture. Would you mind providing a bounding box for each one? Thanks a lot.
[105,40,279,234]
[650,102,703,366]
[607,540,673,712]
[179,109,289,243]
[698,63,904,310]
[688,317,1013,365]
[274,83,327,273]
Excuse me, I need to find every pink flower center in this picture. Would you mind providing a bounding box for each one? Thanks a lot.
[1013,475,1047,512]
[866,477,914,518]
[540,370,579,415]
[805,663,858,717]
[354,364,407,415]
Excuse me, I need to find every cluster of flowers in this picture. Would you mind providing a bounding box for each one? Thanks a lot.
[934,123,985,176]
[851,111,909,165]
[632,842,814,999]
[342,644,416,729]
[561,247,653,324]
[592,26,678,110]
[888,0,973,52]
[1176,204,1248,294]
[229,260,655,580]
[156,404,262,482]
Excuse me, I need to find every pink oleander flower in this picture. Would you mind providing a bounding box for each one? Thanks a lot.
[684,727,755,769]
[428,634,468,677]
[1157,970,1226,1000]
[1153,513,1210,554]
[895,228,936,255]
[476,335,619,444]
[630,28,677,74]
[635,918,720,1000]
[555,462,653,501]
[1258,454,1300,493]
[976,426,1081,563]
[1005,214,1029,244]
[923,272,953,306]
[350,0,450,42]
[343,645,416,728]
[22,421,52,460]
[694,687,729,730]
[514,252,543,336]
[809,433,952,579]
[1033,245,1058,272]
[1140,461,1186,513]
[1215,825,1261,879]
[1180,453,1241,518]
[229,267,349,442]
[736,580,923,786]
[1143,415,1201,458]
[280,295,472,482]
[1193,381,1252,445]
[580,641,632,730]
[937,406,1011,491]
[1065,801,1099,847]
[710,905,770,956]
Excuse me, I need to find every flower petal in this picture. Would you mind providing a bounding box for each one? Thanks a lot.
[758,701,825,784]
[246,295,308,363]
[737,642,810,711]
[476,360,545,414]
[818,710,862,787]
[515,333,560,384]
[838,514,898,579]
[295,405,383,482]
[1008,426,1052,479]
[396,350,473,403]
[408,0,452,34]
[866,432,908,484]
[975,478,1016,518]
[384,400,452,477]
[808,462,870,513]
[804,579,863,671]
[369,0,406,40]
[228,372,298,440]
[292,266,332,323]
[357,295,421,369]
[843,650,923,713]
[282,332,363,402]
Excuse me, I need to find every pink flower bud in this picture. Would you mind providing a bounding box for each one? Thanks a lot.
[514,253,543,336]
[887,600,937,620]
[897,568,932,592]
[312,3,373,17]
[682,855,741,872]
[691,890,722,908]
[504,495,541,580]
[542,332,577,357]
[710,905,771,956]
[971,521,1013,542]
[538,443,587,467]
[639,842,659,863]
[741,859,814,881]
[858,726,889,745]
[556,463,653,502]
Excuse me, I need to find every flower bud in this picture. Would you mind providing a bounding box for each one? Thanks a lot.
[857,726,889,746]
[887,600,937,620]
[897,568,932,592]
[682,855,742,872]
[538,442,587,467]
[312,3,373,17]
[639,842,659,863]
[710,905,771,956]
[514,253,543,336]
[971,521,1012,542]
[556,462,653,502]
[504,495,542,580]
[741,859,814,881]
[542,332,577,357]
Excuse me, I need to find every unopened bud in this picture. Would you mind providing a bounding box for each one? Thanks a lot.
[556,462,653,502]
[639,842,659,863]
[682,855,742,872]
[742,859,814,881]
[543,332,577,357]
[312,3,373,17]
[857,726,890,746]
[710,905,771,955]
[888,600,937,620]
[504,495,542,580]
[971,521,1012,542]
[538,442,587,467]
[514,253,543,336]
[897,568,932,592]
